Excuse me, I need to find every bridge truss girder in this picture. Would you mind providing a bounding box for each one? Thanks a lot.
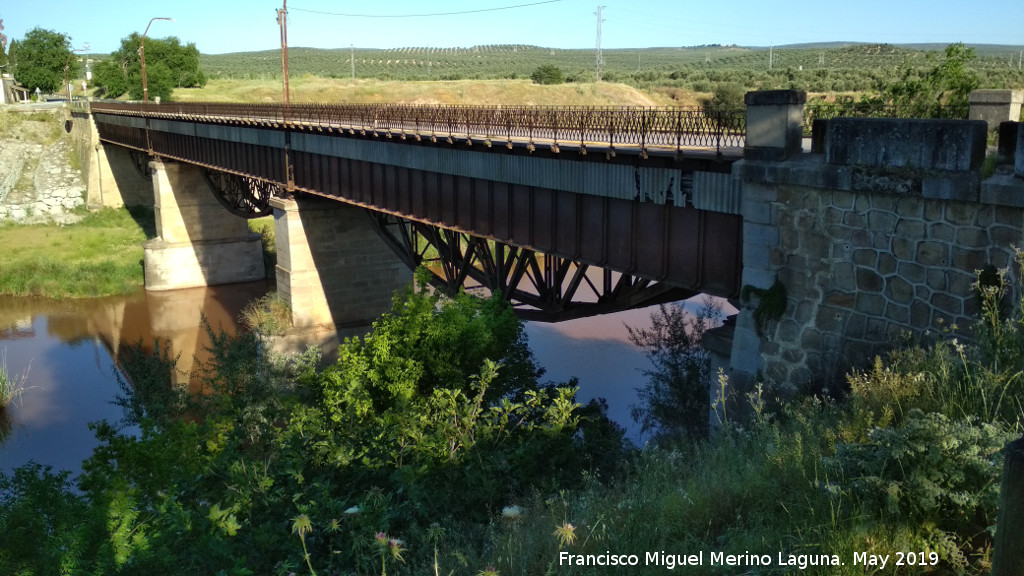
[370,212,696,322]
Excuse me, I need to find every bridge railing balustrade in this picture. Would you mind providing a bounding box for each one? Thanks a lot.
[89,102,747,152]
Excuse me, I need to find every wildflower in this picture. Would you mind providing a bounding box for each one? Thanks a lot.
[389,538,406,562]
[477,566,500,576]
[375,531,389,546]
[553,522,576,548]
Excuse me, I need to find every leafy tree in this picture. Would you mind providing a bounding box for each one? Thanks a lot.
[9,27,77,93]
[530,63,564,85]
[881,42,980,118]
[628,299,721,443]
[92,33,206,101]
[0,19,8,67]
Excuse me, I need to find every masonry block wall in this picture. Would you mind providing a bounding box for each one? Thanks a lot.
[144,160,264,290]
[271,196,412,330]
[731,92,1024,392]
[70,112,153,208]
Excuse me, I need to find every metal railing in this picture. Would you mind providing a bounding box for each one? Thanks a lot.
[90,101,746,152]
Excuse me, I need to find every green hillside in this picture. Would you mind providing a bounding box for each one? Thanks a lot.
[195,42,1024,94]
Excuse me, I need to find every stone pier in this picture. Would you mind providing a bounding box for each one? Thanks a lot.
[143,160,264,290]
[270,196,412,332]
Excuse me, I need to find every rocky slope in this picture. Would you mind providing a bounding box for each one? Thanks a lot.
[0,109,86,224]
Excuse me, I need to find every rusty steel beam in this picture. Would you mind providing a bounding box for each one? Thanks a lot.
[370,213,697,321]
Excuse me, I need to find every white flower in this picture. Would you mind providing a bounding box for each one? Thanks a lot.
[501,505,523,519]
[344,505,361,515]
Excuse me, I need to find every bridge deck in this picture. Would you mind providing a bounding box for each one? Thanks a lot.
[86,102,745,306]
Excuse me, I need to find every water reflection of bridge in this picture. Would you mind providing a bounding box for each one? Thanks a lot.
[0,282,269,390]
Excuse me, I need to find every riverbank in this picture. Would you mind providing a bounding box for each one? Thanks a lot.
[0,208,276,299]
[0,207,152,298]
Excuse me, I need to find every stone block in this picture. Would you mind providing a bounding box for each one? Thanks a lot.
[846,313,868,340]
[969,90,1023,132]
[745,222,781,246]
[927,269,947,291]
[745,90,806,159]
[743,243,773,267]
[854,249,878,267]
[885,276,915,305]
[832,190,856,210]
[805,232,832,260]
[864,317,887,340]
[856,267,884,292]
[955,227,989,249]
[741,198,773,225]
[928,222,955,242]
[947,270,977,296]
[910,300,931,327]
[741,266,770,291]
[991,225,1023,247]
[895,219,925,239]
[878,253,898,276]
[896,197,923,218]
[980,174,1024,208]
[931,293,963,316]
[144,237,264,291]
[1017,123,1024,178]
[886,302,910,324]
[922,174,980,202]
[917,241,949,266]
[815,306,845,332]
[856,292,886,316]
[793,300,815,324]
[867,210,898,233]
[826,118,987,172]
[892,236,916,260]
[843,211,865,227]
[897,262,926,284]
[951,247,986,273]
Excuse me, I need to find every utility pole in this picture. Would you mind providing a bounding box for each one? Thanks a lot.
[1019,50,1022,70]
[351,44,355,78]
[769,45,773,71]
[277,0,290,108]
[594,5,605,82]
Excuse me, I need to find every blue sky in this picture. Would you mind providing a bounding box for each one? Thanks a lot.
[2,0,1022,55]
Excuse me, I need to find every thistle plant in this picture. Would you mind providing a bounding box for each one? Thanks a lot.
[291,514,317,576]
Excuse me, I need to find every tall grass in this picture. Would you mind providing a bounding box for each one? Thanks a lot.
[0,351,29,409]
[0,207,152,298]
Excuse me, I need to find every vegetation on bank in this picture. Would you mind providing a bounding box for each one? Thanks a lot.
[0,207,152,298]
[0,208,274,299]
[1,255,1022,574]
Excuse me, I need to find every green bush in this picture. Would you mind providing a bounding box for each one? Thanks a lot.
[826,410,1010,535]
[530,64,565,85]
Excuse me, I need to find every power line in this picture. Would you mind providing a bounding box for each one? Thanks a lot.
[290,0,563,19]
[595,5,605,81]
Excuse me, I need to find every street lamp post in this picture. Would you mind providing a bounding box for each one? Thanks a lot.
[140,17,174,103]
[64,43,89,102]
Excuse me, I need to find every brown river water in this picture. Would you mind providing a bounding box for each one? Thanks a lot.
[0,283,721,477]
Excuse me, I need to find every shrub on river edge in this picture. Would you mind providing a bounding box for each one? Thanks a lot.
[2,263,1022,574]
